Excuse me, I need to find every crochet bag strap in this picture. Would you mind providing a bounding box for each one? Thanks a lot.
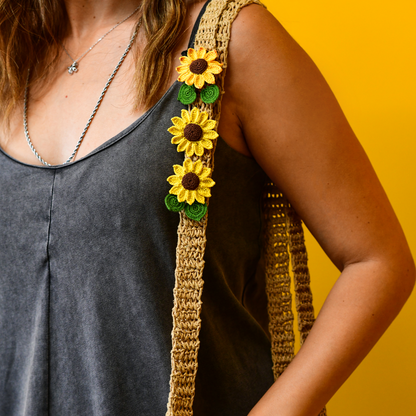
[165,1,264,415]
[165,1,326,415]
[263,183,327,416]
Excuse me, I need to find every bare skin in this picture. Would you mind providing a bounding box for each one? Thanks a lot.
[0,0,205,165]
[1,1,414,415]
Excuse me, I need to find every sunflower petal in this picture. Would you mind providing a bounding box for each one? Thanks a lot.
[194,74,205,89]
[195,192,205,204]
[178,72,192,83]
[194,142,204,156]
[197,111,208,125]
[177,140,188,152]
[168,126,184,135]
[179,56,192,65]
[198,187,212,197]
[203,71,215,84]
[173,164,184,176]
[200,139,213,149]
[177,65,190,74]
[171,117,186,129]
[199,168,211,179]
[190,107,200,123]
[188,48,198,60]
[185,142,194,157]
[181,109,190,123]
[205,50,218,62]
[171,136,184,145]
[196,47,206,59]
[202,130,218,140]
[185,73,196,86]
[168,176,182,185]
[186,190,196,205]
[170,185,183,196]
[201,120,216,130]
[177,188,186,202]
[184,158,193,171]
[193,160,203,175]
[200,178,215,187]
[207,62,223,74]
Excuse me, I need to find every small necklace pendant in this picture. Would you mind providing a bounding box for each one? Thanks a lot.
[68,62,78,75]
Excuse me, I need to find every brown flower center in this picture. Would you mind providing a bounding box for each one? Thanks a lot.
[184,123,203,142]
[189,59,208,74]
[182,172,200,190]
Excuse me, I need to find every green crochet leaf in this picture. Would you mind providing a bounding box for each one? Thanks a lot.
[177,84,197,105]
[200,84,220,104]
[165,194,185,212]
[184,201,208,221]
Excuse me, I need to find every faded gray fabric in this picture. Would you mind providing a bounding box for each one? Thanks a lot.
[0,5,274,415]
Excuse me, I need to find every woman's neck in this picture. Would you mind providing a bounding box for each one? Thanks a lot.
[64,0,142,39]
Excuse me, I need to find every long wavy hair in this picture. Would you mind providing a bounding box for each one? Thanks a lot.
[0,0,187,124]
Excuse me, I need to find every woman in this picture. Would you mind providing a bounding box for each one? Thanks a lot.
[0,0,414,415]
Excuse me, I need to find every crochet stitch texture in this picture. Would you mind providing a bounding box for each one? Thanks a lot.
[165,1,327,416]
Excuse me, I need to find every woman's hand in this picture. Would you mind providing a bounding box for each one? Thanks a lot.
[217,4,415,415]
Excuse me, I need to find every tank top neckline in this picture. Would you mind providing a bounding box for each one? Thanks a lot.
[0,0,213,171]
[0,80,180,171]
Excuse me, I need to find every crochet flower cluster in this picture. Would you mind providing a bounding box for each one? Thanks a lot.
[168,159,213,205]
[176,47,223,105]
[165,47,222,221]
[168,108,218,157]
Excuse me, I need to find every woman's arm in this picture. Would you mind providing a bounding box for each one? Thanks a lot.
[218,5,415,416]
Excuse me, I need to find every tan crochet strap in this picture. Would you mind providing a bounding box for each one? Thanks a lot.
[165,1,265,416]
[263,182,327,416]
[262,183,296,378]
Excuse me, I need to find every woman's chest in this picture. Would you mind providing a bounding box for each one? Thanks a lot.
[0,88,184,253]
[1,48,182,167]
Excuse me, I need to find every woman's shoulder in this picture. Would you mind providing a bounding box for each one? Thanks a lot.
[216,1,325,158]
[216,1,411,275]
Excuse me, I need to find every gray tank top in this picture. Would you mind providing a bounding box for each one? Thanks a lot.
[0,4,274,415]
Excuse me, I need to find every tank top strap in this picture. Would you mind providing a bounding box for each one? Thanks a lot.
[184,0,213,53]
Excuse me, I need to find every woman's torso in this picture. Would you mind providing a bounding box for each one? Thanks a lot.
[0,1,274,415]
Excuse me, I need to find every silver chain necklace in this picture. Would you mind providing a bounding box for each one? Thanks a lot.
[24,18,142,167]
[63,5,141,75]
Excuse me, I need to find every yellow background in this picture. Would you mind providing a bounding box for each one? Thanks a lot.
[262,0,416,414]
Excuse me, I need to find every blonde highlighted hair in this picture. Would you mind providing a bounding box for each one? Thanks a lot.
[0,0,188,123]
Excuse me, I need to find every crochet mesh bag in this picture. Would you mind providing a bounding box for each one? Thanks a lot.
[165,1,327,415]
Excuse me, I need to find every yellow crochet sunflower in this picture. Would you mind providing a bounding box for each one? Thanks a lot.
[168,108,218,157]
[176,47,223,89]
[167,159,215,205]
